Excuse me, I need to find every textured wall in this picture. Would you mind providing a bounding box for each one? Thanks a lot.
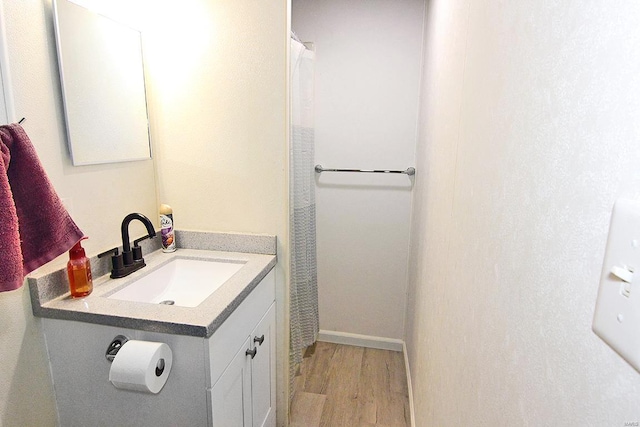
[406,0,640,425]
[0,1,157,425]
[292,0,424,340]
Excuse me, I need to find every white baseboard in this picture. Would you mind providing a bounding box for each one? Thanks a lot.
[317,329,403,352]
[403,341,416,427]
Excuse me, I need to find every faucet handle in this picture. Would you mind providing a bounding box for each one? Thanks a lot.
[132,235,153,262]
[132,246,143,262]
[98,247,124,274]
[112,253,124,271]
[97,247,119,258]
[133,235,151,247]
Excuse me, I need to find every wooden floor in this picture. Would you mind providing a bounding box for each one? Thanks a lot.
[290,341,410,427]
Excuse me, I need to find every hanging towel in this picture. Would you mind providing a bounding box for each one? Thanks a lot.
[0,123,84,292]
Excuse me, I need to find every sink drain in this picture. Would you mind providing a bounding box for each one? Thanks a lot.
[159,300,175,305]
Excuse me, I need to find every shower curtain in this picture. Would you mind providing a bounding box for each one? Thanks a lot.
[289,36,318,393]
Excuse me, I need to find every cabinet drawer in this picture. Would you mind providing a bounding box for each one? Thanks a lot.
[206,269,275,386]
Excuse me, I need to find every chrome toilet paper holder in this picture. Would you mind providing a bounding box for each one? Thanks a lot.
[105,335,129,362]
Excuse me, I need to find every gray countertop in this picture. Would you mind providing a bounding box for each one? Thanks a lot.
[28,230,277,338]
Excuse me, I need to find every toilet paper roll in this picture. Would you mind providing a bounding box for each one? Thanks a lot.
[109,340,172,394]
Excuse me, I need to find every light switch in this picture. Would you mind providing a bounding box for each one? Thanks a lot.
[593,198,640,373]
[611,265,634,283]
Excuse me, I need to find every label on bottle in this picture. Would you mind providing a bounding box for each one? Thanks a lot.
[160,213,176,252]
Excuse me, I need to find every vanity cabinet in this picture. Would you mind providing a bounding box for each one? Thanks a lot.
[41,268,276,427]
[249,304,276,427]
[210,336,252,425]
[207,271,276,427]
[209,304,275,427]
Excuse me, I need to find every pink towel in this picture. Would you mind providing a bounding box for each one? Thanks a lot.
[0,123,84,292]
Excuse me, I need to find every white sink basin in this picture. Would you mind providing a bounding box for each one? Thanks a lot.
[108,258,245,307]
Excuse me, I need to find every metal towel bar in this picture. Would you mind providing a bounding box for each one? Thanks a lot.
[314,164,415,176]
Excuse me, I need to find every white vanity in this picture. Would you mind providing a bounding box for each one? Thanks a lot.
[29,231,277,427]
[208,270,275,426]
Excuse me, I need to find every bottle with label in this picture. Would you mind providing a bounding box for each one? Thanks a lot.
[67,237,93,298]
[160,204,176,252]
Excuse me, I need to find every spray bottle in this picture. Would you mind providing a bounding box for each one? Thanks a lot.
[160,204,176,252]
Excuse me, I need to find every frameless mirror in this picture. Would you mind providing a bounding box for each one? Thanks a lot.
[52,0,151,165]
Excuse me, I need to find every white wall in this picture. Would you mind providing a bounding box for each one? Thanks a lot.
[0,1,289,425]
[148,1,288,238]
[146,1,290,424]
[406,0,640,425]
[0,1,157,425]
[292,0,424,340]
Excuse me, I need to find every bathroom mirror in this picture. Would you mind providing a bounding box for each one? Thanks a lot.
[53,0,151,166]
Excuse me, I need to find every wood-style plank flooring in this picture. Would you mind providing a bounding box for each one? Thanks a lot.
[290,342,410,426]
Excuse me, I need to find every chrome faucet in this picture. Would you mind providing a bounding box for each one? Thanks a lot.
[99,213,156,279]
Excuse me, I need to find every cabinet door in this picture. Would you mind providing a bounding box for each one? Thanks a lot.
[250,303,276,427]
[210,337,253,427]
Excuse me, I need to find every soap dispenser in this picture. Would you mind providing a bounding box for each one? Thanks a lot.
[67,237,93,298]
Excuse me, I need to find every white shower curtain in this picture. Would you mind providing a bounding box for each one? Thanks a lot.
[289,37,318,392]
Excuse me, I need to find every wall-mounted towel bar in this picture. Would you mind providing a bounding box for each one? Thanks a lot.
[315,164,415,176]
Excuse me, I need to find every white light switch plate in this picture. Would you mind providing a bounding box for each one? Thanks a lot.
[593,198,640,373]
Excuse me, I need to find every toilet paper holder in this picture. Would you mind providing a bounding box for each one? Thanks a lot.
[105,335,129,362]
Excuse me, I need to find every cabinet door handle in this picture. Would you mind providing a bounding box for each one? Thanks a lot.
[254,335,265,346]
[246,347,257,359]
